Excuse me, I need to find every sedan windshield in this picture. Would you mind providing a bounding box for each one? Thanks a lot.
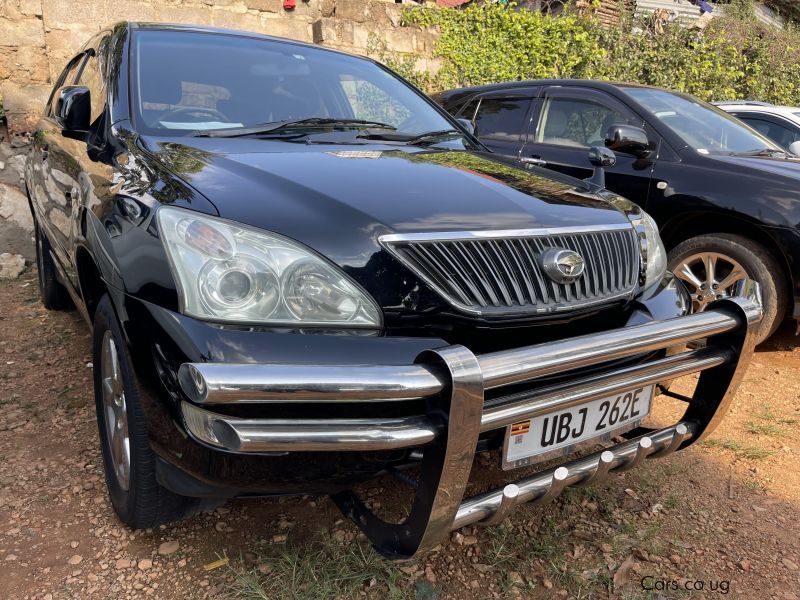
[622,87,783,155]
[131,30,454,138]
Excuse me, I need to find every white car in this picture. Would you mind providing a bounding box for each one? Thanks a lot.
[715,101,800,155]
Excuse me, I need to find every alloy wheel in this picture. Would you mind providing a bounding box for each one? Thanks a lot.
[672,251,749,313]
[101,331,131,491]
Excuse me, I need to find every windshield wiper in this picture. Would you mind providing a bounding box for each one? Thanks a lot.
[193,118,397,138]
[734,148,787,158]
[357,128,464,145]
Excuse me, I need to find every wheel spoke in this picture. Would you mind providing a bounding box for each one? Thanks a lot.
[703,254,717,288]
[716,266,747,292]
[675,263,703,291]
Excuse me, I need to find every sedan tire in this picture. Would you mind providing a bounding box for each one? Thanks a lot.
[93,294,204,528]
[668,233,787,345]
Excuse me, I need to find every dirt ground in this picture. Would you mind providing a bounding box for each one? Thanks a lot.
[1,272,799,600]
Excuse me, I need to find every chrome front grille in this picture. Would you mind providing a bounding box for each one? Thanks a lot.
[380,226,641,315]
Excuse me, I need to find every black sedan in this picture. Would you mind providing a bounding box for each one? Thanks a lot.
[25,24,761,559]
[436,80,800,343]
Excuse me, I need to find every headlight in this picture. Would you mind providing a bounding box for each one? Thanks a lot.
[634,209,667,289]
[157,206,382,327]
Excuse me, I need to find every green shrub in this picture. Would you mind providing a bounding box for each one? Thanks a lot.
[397,2,800,105]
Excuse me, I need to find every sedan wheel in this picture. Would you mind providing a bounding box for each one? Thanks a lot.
[100,331,130,491]
[672,251,749,313]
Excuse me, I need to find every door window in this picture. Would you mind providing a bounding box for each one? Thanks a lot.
[536,97,631,148]
[473,97,531,142]
[736,115,800,150]
[46,56,85,117]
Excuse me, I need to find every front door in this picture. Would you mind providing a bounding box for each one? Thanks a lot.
[522,87,656,208]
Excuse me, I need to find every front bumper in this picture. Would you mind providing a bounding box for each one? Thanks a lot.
[175,281,762,558]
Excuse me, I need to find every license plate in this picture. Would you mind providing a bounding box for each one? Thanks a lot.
[502,386,653,470]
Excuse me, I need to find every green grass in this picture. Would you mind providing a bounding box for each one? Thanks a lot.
[222,532,408,600]
[702,438,775,460]
[744,420,784,437]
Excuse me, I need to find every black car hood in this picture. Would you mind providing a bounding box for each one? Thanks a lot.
[141,137,629,254]
[710,153,800,181]
[139,137,634,322]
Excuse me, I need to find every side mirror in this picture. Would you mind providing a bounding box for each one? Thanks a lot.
[605,124,650,157]
[789,141,800,157]
[585,146,616,189]
[457,117,475,135]
[55,86,91,140]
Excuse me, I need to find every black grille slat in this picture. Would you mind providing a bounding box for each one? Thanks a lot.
[385,228,639,314]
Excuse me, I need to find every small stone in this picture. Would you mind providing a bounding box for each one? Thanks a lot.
[543,578,553,589]
[158,540,180,556]
[451,532,465,545]
[738,559,751,572]
[462,535,478,545]
[257,563,271,574]
[669,554,681,565]
[214,521,227,532]
[272,534,287,544]
[70,541,79,549]
[115,558,132,569]
[67,555,83,565]
[138,559,153,570]
[783,558,799,571]
[425,565,436,583]
[5,554,17,561]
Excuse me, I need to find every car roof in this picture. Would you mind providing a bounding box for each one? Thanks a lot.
[715,102,800,121]
[439,79,668,95]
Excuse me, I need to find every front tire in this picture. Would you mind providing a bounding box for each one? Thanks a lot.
[93,294,203,528]
[668,233,787,345]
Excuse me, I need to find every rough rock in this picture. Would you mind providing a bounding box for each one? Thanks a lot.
[0,183,34,232]
[0,253,25,278]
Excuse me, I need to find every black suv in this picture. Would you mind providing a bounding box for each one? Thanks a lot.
[26,26,761,559]
[436,80,800,343]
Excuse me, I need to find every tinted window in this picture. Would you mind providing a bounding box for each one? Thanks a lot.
[46,56,85,116]
[736,116,800,150]
[623,87,781,155]
[473,97,530,142]
[76,50,107,124]
[537,97,630,148]
[131,30,453,136]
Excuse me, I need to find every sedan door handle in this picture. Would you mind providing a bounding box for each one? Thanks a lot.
[520,156,547,167]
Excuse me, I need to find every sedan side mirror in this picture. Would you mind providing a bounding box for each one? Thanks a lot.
[55,86,91,140]
[586,146,616,189]
[789,141,800,157]
[605,124,650,157]
[457,117,475,135]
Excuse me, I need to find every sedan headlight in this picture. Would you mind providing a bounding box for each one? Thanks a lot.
[634,209,667,289]
[157,206,382,327]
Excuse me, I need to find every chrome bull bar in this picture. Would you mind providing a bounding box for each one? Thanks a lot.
[178,281,762,558]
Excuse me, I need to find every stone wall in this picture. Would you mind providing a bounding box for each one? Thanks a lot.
[0,0,440,133]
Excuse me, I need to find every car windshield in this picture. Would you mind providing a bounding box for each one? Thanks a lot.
[131,30,453,138]
[622,87,783,155]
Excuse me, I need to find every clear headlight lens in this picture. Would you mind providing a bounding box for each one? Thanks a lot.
[157,206,382,327]
[636,210,667,289]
